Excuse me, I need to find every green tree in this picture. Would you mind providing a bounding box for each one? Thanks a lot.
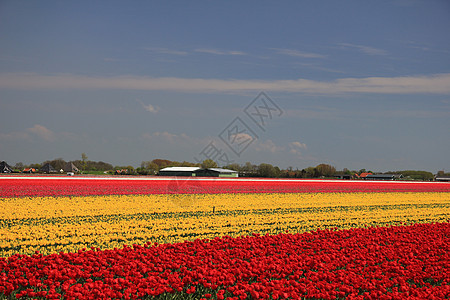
[201,159,218,169]
[257,163,279,178]
[141,161,160,174]
[316,164,336,177]
[14,162,24,170]
[223,163,241,172]
[81,153,88,173]
[303,167,317,178]
[151,159,173,169]
[42,158,66,172]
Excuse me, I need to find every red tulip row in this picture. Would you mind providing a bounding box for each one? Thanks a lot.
[0,177,449,197]
[1,222,449,299]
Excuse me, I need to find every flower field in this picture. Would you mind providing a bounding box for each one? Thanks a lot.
[0,176,449,299]
[1,177,449,197]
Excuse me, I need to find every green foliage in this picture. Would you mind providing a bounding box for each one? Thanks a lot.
[201,159,218,169]
[387,170,434,181]
[257,163,280,178]
[315,164,336,177]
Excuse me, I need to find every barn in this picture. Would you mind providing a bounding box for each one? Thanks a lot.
[195,168,238,178]
[40,163,57,174]
[0,161,13,173]
[158,167,200,177]
[435,175,450,182]
[158,167,238,177]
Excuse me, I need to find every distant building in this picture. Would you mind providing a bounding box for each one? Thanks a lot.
[359,172,372,179]
[364,174,403,180]
[158,167,238,177]
[0,161,13,173]
[23,168,36,173]
[333,174,352,180]
[435,175,450,182]
[40,163,57,174]
[64,162,79,173]
[195,168,238,178]
[115,169,129,175]
[158,167,200,177]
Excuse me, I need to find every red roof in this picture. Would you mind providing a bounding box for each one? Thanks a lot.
[359,172,373,178]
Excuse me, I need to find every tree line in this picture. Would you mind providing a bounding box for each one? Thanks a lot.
[10,155,441,181]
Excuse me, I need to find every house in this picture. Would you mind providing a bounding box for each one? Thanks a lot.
[359,172,372,179]
[158,167,200,177]
[23,168,36,173]
[195,168,238,178]
[115,169,129,175]
[64,162,79,173]
[40,163,57,174]
[0,161,13,173]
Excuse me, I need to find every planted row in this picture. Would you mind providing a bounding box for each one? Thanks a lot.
[1,222,449,299]
[1,177,449,197]
[2,192,449,257]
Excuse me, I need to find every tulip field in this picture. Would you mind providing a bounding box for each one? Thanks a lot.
[0,176,449,299]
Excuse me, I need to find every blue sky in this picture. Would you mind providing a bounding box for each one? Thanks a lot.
[1,0,449,172]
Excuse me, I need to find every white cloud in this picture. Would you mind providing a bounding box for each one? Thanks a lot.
[27,125,55,141]
[271,48,327,58]
[289,141,307,156]
[291,141,307,149]
[2,72,450,94]
[338,43,388,56]
[137,99,159,113]
[255,139,284,153]
[194,48,246,56]
[229,132,253,142]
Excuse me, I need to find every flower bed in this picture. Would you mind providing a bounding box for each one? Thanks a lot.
[1,223,449,299]
[0,177,449,197]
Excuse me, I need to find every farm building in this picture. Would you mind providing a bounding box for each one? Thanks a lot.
[0,161,13,173]
[64,162,79,173]
[364,174,403,180]
[333,174,353,180]
[195,168,238,177]
[158,167,238,177]
[435,175,450,182]
[40,163,57,174]
[23,168,36,173]
[158,167,200,177]
[358,172,372,179]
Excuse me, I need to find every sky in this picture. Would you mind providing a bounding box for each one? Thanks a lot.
[0,0,449,173]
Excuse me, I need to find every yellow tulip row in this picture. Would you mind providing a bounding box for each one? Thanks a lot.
[1,192,449,257]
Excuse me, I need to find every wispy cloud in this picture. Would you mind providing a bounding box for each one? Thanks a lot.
[144,47,188,56]
[2,72,450,94]
[137,99,159,113]
[254,139,284,153]
[338,43,388,56]
[0,124,55,141]
[296,63,345,74]
[27,124,55,141]
[194,48,246,56]
[271,48,327,59]
[289,141,307,156]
